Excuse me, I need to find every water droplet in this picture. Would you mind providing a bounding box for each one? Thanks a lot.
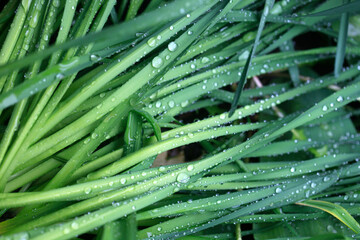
[177,172,190,183]
[120,178,126,184]
[311,182,317,188]
[71,222,79,229]
[187,132,194,138]
[91,133,98,139]
[275,188,282,193]
[168,42,177,52]
[190,64,196,69]
[147,37,156,47]
[219,113,226,120]
[169,26,174,30]
[90,54,101,62]
[168,100,175,108]
[56,73,64,80]
[336,96,343,102]
[159,166,166,172]
[181,100,189,107]
[152,56,163,68]
[187,30,193,35]
[323,176,330,182]
[201,57,210,64]
[290,167,295,173]
[327,225,337,233]
[187,165,194,171]
[322,105,328,111]
[84,187,91,194]
[238,50,249,61]
[155,101,162,108]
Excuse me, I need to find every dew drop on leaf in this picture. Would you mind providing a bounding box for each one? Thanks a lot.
[168,100,175,108]
[168,42,177,52]
[90,54,101,62]
[152,56,163,68]
[201,57,210,64]
[187,165,194,171]
[84,187,91,194]
[177,173,190,183]
[147,37,156,47]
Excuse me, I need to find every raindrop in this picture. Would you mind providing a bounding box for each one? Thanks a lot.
[238,50,249,61]
[147,37,156,47]
[90,54,101,62]
[181,100,189,107]
[152,56,163,68]
[56,73,64,80]
[187,165,194,171]
[322,105,328,111]
[91,133,98,139]
[290,167,295,173]
[168,100,175,108]
[84,187,91,194]
[177,173,190,183]
[201,57,210,64]
[275,188,282,193]
[168,42,177,52]
[336,96,343,102]
[71,222,79,229]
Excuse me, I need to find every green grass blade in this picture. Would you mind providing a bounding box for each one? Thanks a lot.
[304,1,360,17]
[334,7,349,77]
[229,0,274,117]
[296,200,360,234]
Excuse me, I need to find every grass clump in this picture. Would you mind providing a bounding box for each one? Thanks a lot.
[0,0,360,239]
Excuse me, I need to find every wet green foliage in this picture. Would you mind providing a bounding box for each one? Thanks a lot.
[0,0,360,239]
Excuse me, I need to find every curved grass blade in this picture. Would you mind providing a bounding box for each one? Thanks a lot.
[126,0,144,20]
[296,200,360,234]
[228,46,253,116]
[229,0,274,117]
[147,172,339,239]
[132,109,162,141]
[0,0,215,77]
[334,7,349,77]
[303,1,360,17]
